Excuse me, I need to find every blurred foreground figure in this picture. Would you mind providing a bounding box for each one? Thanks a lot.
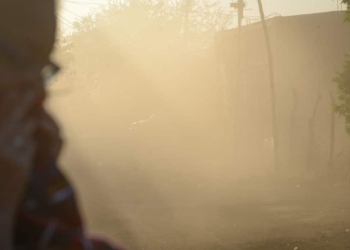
[0,0,124,249]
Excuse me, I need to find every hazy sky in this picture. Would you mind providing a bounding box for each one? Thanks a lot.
[59,0,345,30]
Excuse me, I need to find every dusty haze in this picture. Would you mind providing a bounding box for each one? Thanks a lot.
[47,1,350,249]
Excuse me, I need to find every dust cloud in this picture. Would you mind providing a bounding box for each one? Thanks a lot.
[47,2,350,249]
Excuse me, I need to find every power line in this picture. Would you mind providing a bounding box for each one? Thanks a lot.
[59,19,74,29]
[65,1,107,5]
[65,1,98,9]
[57,14,75,29]
[58,13,75,26]
[59,20,75,29]
[62,6,83,20]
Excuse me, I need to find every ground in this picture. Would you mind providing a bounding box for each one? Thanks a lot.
[61,142,350,250]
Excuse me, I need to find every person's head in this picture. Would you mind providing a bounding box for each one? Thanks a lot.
[0,0,58,97]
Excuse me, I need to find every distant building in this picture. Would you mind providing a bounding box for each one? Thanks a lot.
[216,11,350,170]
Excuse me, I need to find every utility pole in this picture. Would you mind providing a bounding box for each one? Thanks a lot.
[257,0,279,172]
[328,92,335,170]
[230,1,246,134]
[230,0,246,28]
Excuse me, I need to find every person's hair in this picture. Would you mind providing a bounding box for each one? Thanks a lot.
[0,0,57,60]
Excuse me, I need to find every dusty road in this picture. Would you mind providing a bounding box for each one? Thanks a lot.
[61,146,350,250]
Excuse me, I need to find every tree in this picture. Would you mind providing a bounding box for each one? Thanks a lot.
[344,0,350,20]
[51,0,233,147]
[334,0,350,134]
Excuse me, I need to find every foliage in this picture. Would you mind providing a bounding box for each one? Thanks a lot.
[334,55,350,133]
[334,1,350,134]
[54,0,232,129]
[343,0,350,21]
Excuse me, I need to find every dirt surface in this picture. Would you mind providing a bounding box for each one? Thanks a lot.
[61,150,350,250]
